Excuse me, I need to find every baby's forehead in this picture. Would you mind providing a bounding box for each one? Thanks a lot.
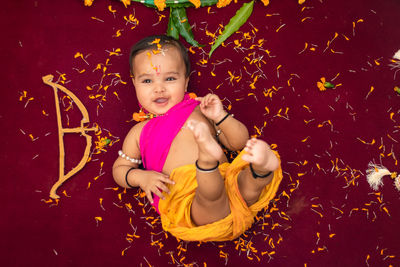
[140,44,178,57]
[133,45,184,66]
[132,46,186,76]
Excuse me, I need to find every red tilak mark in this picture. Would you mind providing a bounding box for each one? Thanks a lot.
[155,65,161,75]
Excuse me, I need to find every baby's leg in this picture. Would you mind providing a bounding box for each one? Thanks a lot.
[187,120,230,226]
[239,138,280,207]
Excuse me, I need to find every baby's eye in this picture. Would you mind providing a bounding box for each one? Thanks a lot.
[166,77,176,81]
[142,79,151,84]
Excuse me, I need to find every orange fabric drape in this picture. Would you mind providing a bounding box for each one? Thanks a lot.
[159,151,283,242]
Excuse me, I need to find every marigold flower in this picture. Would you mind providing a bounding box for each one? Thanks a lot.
[261,0,270,6]
[189,0,201,8]
[217,0,233,8]
[188,92,197,99]
[150,38,162,51]
[317,77,327,91]
[84,0,93,6]
[394,86,400,95]
[317,77,335,91]
[121,0,131,8]
[133,111,146,122]
[154,0,166,11]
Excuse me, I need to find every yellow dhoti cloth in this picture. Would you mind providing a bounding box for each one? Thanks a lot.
[158,151,283,242]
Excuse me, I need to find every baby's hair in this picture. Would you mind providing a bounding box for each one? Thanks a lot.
[129,35,191,77]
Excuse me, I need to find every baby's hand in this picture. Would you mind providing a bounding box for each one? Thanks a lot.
[138,171,175,204]
[196,94,226,123]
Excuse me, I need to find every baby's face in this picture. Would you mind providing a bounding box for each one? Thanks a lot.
[132,45,189,115]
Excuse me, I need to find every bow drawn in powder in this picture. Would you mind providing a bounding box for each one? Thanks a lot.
[43,75,96,199]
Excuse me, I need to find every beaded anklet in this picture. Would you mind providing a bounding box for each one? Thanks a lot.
[249,163,272,179]
[118,150,142,164]
[195,160,220,173]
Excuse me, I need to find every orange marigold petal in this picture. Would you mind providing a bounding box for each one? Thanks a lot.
[154,0,166,11]
[188,92,197,99]
[217,0,233,8]
[261,0,270,6]
[84,0,94,6]
[317,82,326,91]
[189,0,201,8]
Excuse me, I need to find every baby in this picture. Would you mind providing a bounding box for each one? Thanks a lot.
[112,35,282,242]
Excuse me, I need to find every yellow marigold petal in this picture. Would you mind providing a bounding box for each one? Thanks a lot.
[189,0,201,8]
[217,0,232,8]
[261,0,270,6]
[84,0,93,6]
[121,0,131,8]
[317,82,326,91]
[154,0,166,11]
[188,92,197,99]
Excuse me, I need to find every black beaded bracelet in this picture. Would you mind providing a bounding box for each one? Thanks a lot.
[249,163,272,179]
[216,113,230,126]
[125,167,136,188]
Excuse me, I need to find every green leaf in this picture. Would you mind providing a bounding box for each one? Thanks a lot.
[209,1,254,57]
[323,82,335,89]
[395,86,400,95]
[167,8,179,39]
[171,7,202,47]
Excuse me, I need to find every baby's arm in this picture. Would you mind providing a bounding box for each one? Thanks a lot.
[112,123,174,203]
[196,94,249,151]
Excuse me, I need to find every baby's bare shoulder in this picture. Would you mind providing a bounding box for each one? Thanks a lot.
[127,120,148,136]
[123,121,149,149]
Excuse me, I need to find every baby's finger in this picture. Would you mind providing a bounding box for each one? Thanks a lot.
[156,182,171,195]
[245,139,253,147]
[208,94,217,103]
[145,190,154,204]
[244,146,253,156]
[245,141,254,151]
[208,94,218,102]
[200,98,208,108]
[241,153,252,162]
[152,187,165,200]
[203,93,211,99]
[162,176,175,185]
[204,94,213,105]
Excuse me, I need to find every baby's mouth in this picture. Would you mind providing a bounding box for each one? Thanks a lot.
[154,97,168,104]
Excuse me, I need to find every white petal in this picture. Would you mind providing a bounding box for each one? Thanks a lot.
[393,49,400,60]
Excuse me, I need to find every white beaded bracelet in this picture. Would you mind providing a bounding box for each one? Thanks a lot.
[118,150,142,164]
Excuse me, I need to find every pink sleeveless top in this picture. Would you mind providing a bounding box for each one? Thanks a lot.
[139,94,199,213]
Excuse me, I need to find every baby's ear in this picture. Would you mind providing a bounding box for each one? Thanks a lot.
[184,76,189,91]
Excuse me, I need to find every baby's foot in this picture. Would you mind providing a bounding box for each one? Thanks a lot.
[242,138,280,175]
[187,120,224,167]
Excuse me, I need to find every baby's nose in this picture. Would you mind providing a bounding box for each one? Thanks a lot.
[154,83,166,93]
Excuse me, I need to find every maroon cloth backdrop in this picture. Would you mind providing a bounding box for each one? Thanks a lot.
[1,0,399,266]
